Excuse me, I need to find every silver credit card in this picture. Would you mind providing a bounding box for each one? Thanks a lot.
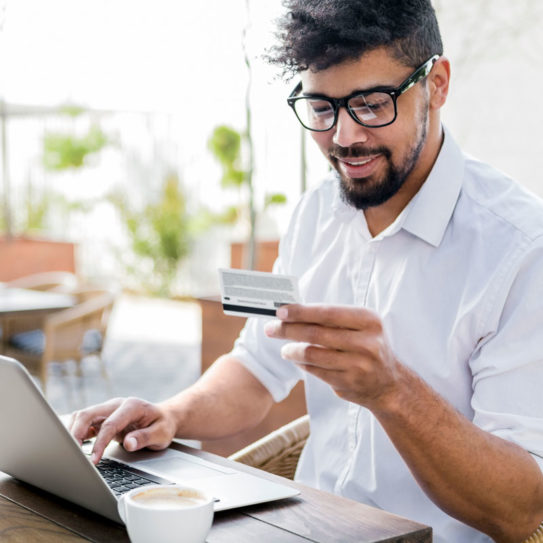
[219,268,300,318]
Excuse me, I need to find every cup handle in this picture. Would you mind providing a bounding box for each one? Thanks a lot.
[117,494,127,523]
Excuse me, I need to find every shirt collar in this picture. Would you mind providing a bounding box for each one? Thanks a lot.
[332,174,358,221]
[401,126,465,247]
[331,126,465,246]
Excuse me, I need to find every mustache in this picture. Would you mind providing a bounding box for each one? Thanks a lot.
[330,145,391,160]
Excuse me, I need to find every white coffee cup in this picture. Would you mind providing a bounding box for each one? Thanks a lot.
[117,484,214,543]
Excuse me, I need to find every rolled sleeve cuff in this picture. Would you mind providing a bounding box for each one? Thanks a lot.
[229,317,303,403]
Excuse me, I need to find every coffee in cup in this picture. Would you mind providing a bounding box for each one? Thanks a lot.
[132,487,207,509]
[118,484,214,543]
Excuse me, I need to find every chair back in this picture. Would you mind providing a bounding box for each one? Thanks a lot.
[523,523,543,542]
[229,415,310,480]
[44,289,115,361]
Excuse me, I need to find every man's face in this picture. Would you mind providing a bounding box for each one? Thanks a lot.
[300,48,431,210]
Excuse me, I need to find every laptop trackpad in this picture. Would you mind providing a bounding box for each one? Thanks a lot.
[136,457,228,481]
[105,443,237,482]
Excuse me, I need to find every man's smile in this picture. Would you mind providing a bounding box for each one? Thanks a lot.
[334,153,383,178]
[344,157,375,166]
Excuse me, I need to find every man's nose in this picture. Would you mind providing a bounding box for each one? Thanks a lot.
[332,107,370,148]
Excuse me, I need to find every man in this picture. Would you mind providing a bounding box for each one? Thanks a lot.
[70,1,543,541]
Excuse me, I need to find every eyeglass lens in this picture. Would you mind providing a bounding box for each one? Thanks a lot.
[293,92,395,130]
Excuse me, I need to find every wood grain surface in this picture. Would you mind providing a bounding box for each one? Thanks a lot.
[0,495,86,542]
[0,443,432,543]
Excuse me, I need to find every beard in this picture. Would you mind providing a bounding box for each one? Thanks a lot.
[331,107,429,211]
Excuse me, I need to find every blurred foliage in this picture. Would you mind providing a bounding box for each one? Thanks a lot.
[58,104,86,117]
[13,116,113,238]
[23,190,51,233]
[207,125,246,188]
[189,205,239,232]
[21,190,92,233]
[43,124,109,170]
[264,193,287,208]
[208,124,286,227]
[110,172,193,296]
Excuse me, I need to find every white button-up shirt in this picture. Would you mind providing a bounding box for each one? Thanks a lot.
[231,128,543,543]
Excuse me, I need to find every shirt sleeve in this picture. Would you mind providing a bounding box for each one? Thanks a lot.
[229,205,306,403]
[470,236,543,471]
[230,314,304,403]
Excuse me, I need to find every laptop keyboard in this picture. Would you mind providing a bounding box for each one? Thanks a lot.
[96,458,173,497]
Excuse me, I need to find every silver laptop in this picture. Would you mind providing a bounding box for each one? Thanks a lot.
[0,356,299,523]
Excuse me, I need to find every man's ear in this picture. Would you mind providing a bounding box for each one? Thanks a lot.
[428,56,450,110]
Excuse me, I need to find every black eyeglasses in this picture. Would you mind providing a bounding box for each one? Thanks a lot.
[287,55,439,132]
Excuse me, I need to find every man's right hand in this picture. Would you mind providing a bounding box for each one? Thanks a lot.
[69,397,177,464]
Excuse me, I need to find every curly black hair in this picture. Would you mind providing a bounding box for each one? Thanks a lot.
[268,0,443,78]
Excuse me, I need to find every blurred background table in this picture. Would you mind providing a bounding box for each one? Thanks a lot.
[0,286,75,318]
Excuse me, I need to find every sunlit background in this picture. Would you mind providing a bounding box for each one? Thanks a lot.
[1,0,543,416]
[1,0,542,297]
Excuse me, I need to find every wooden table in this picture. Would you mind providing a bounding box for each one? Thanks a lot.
[0,442,432,542]
[0,287,76,355]
[0,287,75,318]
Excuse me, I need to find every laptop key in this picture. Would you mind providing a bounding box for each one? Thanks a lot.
[116,485,131,493]
[96,457,174,497]
[96,458,172,485]
[134,478,152,485]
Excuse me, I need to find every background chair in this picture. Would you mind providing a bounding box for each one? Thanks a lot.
[4,287,116,396]
[229,414,310,480]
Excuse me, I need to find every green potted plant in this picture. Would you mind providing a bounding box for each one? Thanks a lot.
[0,107,110,281]
[207,124,286,271]
[109,172,194,297]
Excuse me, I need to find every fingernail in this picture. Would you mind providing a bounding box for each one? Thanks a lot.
[280,344,294,359]
[276,306,288,319]
[91,452,98,464]
[264,320,278,336]
[125,436,137,451]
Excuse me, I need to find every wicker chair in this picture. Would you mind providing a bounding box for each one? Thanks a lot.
[523,524,543,543]
[229,414,310,480]
[3,288,115,395]
[231,416,543,543]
